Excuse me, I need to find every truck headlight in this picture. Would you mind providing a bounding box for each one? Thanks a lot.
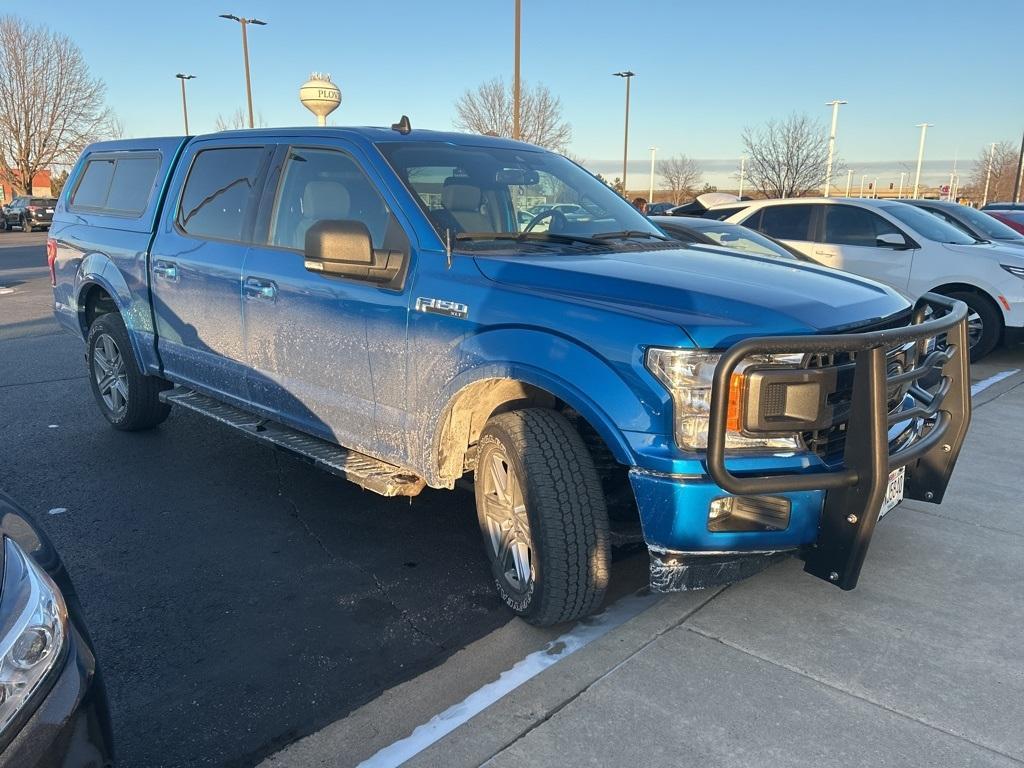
[645,348,802,451]
[0,537,67,737]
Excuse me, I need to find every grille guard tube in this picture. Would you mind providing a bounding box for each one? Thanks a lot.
[705,293,971,590]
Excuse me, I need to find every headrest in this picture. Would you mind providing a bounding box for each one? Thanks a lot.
[442,179,482,212]
[302,181,350,220]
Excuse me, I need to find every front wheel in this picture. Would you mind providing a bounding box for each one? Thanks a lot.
[945,291,1002,362]
[20,216,30,233]
[474,409,610,626]
[86,313,172,430]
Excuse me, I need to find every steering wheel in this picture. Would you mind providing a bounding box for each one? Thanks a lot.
[523,208,567,234]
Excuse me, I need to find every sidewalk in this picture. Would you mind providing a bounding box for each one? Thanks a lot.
[405,376,1024,768]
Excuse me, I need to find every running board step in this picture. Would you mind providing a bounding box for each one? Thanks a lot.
[160,388,425,497]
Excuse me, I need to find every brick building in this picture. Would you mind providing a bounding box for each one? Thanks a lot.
[0,170,52,204]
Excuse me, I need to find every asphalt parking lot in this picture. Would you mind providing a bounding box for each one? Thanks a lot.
[0,231,528,766]
[3,230,1023,767]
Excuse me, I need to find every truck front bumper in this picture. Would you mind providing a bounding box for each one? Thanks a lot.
[631,294,971,593]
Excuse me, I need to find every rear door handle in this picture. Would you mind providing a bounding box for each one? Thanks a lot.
[243,277,278,301]
[152,260,179,282]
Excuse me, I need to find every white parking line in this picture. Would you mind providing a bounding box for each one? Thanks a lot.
[971,369,1020,396]
[357,589,661,768]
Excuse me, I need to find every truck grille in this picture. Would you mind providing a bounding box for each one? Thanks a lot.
[802,310,920,462]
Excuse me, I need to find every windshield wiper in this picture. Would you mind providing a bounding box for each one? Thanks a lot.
[455,232,609,246]
[592,230,671,241]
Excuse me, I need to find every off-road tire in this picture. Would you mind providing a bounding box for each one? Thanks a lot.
[946,290,1002,362]
[86,312,172,430]
[475,408,611,626]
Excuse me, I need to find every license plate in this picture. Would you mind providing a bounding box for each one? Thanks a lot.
[879,466,905,519]
[46,208,54,213]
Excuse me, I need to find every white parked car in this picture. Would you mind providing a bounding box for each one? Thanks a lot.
[718,197,1024,359]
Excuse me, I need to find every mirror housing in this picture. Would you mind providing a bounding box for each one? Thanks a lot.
[495,168,540,186]
[877,232,909,249]
[304,219,403,283]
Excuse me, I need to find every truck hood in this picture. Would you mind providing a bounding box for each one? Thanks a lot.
[473,245,911,348]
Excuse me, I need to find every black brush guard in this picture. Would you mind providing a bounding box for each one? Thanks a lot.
[706,293,971,590]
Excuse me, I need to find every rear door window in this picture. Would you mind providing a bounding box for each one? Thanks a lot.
[757,205,814,240]
[178,147,266,242]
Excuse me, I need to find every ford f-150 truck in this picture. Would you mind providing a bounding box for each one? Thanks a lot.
[50,123,971,626]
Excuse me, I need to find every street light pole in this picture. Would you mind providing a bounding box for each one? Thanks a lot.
[845,169,853,197]
[982,142,996,207]
[648,147,657,202]
[613,71,635,197]
[738,156,746,198]
[860,174,867,197]
[823,99,847,197]
[872,177,878,199]
[898,171,906,199]
[219,14,267,129]
[175,74,195,135]
[1014,129,1024,204]
[913,122,932,199]
[513,0,521,140]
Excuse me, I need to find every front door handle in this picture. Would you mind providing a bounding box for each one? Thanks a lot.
[814,248,834,257]
[152,260,179,281]
[244,277,278,301]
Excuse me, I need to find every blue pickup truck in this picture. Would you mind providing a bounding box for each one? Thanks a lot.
[50,124,971,625]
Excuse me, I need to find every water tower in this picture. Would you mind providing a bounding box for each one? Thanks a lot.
[299,73,341,126]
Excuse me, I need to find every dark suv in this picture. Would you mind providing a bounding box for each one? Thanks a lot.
[2,197,57,232]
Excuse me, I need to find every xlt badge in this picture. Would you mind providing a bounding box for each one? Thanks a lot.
[416,297,469,319]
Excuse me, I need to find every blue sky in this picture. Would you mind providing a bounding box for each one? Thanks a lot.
[39,0,1024,187]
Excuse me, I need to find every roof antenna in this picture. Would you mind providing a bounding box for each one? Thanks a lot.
[445,228,453,268]
[391,115,412,135]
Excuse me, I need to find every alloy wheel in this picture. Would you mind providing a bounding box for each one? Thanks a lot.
[92,333,129,417]
[479,448,533,595]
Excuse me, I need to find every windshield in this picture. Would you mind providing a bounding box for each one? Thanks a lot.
[928,204,1024,241]
[883,204,977,244]
[681,219,798,260]
[377,141,664,248]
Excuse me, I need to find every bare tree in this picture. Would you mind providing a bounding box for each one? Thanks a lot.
[657,154,703,204]
[967,141,1020,203]
[0,16,115,195]
[454,78,571,152]
[741,113,831,198]
[214,108,267,131]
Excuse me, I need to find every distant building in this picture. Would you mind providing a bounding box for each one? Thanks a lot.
[0,170,52,203]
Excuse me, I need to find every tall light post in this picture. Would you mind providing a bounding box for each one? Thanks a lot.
[845,169,853,197]
[175,74,195,135]
[860,174,867,197]
[982,142,996,207]
[872,177,878,199]
[823,99,847,197]
[898,171,906,198]
[1013,129,1024,204]
[219,13,267,129]
[648,147,657,202]
[912,122,932,199]
[738,156,746,198]
[512,0,521,140]
[613,71,635,197]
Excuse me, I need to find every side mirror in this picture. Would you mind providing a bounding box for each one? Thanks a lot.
[304,219,403,283]
[877,232,908,249]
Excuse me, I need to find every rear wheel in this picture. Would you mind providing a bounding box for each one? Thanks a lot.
[474,409,610,626]
[944,291,1002,361]
[86,313,172,430]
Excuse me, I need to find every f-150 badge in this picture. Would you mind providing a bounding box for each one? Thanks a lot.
[415,297,469,319]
